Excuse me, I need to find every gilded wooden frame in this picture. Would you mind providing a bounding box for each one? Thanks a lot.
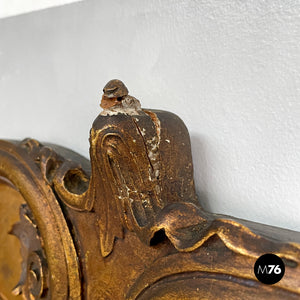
[1,80,300,299]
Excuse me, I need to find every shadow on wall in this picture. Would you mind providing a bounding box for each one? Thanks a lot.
[190,133,213,213]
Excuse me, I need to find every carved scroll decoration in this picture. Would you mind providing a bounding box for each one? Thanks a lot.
[0,139,81,299]
[10,204,49,299]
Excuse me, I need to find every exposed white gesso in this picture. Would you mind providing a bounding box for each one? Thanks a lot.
[0,0,299,231]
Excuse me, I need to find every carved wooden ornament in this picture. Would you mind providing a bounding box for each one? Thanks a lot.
[0,80,300,299]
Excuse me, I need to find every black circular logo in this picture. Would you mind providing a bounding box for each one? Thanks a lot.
[254,253,285,284]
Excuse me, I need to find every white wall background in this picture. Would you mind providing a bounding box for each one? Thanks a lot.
[0,0,299,231]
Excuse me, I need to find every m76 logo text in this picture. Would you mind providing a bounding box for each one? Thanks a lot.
[257,265,282,275]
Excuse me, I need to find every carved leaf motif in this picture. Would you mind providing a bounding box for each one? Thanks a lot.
[90,118,163,256]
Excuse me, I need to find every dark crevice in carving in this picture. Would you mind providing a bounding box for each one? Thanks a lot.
[150,229,167,246]
[63,168,89,194]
